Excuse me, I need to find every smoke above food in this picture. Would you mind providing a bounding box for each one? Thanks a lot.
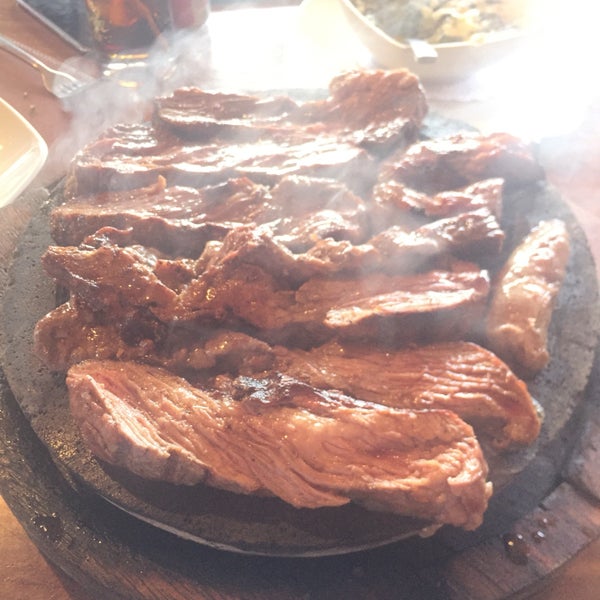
[51,23,212,166]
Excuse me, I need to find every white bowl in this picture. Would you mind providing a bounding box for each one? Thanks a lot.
[336,0,531,82]
[0,98,48,208]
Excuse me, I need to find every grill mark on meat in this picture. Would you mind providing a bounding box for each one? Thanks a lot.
[486,219,570,377]
[379,132,545,194]
[66,360,492,529]
[273,340,539,449]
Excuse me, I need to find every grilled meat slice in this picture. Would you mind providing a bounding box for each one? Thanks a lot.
[34,300,275,375]
[295,69,427,154]
[272,208,369,252]
[67,124,376,196]
[42,234,489,345]
[269,175,366,216]
[35,299,537,450]
[51,177,271,255]
[319,272,489,344]
[192,225,379,285]
[52,174,369,256]
[66,360,491,529]
[175,264,490,345]
[268,176,370,250]
[155,88,300,140]
[273,340,539,448]
[195,208,500,287]
[68,69,428,197]
[65,123,177,195]
[155,69,427,155]
[42,243,179,316]
[379,132,544,194]
[486,219,570,377]
[369,208,505,267]
[370,178,505,232]
[34,301,130,371]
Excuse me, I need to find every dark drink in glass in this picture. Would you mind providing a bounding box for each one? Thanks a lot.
[85,0,209,62]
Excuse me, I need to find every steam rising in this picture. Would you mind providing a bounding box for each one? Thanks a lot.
[51,25,214,172]
[50,5,359,176]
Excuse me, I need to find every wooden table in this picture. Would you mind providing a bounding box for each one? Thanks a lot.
[1,1,600,598]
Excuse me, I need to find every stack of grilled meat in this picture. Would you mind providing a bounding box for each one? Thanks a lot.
[33,69,569,531]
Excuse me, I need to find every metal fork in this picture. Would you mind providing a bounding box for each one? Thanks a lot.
[0,34,94,99]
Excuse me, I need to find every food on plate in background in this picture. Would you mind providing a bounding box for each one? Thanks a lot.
[351,0,523,43]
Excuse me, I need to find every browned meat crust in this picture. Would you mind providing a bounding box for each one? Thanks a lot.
[294,69,428,154]
[379,132,544,194]
[154,89,301,140]
[52,175,370,257]
[66,360,492,530]
[486,219,570,377]
[50,177,271,254]
[273,341,540,449]
[40,238,489,346]
[34,300,539,451]
[369,208,505,265]
[67,126,377,196]
[370,178,505,227]
[155,69,428,156]
[33,301,276,375]
[67,70,428,198]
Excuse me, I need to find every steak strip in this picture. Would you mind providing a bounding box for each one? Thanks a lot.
[34,295,537,451]
[51,177,271,254]
[67,360,492,530]
[486,219,570,377]
[156,69,428,154]
[41,238,490,345]
[379,132,545,194]
[67,126,376,196]
[273,340,540,449]
[370,178,505,232]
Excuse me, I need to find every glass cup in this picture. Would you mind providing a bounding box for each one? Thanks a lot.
[85,0,210,65]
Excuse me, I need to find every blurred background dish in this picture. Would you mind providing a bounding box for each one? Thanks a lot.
[0,98,47,208]
[335,0,534,81]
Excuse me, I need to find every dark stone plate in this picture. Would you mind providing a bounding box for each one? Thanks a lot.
[1,120,599,557]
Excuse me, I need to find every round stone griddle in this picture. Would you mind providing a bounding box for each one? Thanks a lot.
[1,131,599,557]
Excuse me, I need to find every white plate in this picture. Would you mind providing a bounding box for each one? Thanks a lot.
[0,98,48,208]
